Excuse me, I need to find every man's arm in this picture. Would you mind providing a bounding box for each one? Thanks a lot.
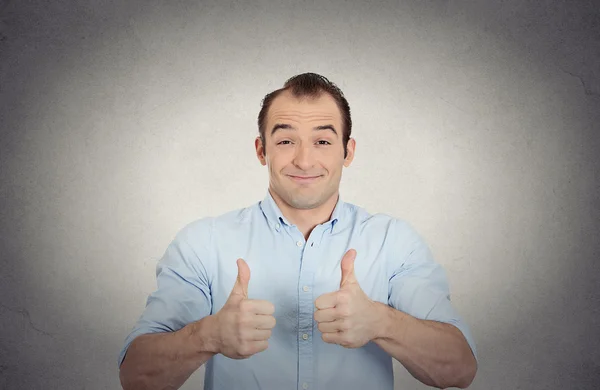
[384,219,478,388]
[117,220,216,390]
[119,316,219,390]
[372,302,477,389]
[313,246,478,388]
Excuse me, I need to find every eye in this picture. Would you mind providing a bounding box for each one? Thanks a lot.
[277,140,292,145]
[317,140,331,145]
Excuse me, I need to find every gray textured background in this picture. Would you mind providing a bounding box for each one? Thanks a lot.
[1,0,599,389]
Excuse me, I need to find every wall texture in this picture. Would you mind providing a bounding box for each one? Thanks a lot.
[1,0,598,389]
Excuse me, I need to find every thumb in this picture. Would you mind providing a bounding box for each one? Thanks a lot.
[340,249,357,288]
[229,258,250,300]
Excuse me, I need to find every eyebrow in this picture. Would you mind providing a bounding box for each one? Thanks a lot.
[270,123,338,136]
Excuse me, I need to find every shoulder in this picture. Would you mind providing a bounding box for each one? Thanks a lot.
[345,202,428,259]
[162,202,259,270]
[174,201,259,244]
[345,201,417,236]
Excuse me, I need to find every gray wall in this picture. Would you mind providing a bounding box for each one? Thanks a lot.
[1,1,599,389]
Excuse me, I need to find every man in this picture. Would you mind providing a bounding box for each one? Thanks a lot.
[118,73,478,390]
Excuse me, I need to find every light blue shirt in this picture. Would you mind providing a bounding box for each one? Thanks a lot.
[118,191,477,390]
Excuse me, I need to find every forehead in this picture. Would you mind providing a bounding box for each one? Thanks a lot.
[266,91,342,130]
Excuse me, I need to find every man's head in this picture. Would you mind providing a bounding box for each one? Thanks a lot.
[258,73,352,158]
[255,73,356,211]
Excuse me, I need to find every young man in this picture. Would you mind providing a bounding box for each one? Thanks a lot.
[118,73,478,390]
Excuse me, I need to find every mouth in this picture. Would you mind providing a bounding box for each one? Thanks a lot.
[287,175,322,184]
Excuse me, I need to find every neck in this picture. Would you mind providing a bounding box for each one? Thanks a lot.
[269,187,339,239]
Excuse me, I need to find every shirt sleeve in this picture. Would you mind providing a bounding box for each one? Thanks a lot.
[387,219,477,361]
[117,218,214,368]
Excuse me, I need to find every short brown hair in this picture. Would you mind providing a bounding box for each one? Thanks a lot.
[257,73,352,158]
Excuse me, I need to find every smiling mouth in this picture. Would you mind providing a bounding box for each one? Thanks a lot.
[287,175,322,183]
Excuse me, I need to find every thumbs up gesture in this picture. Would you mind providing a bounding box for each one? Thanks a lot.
[213,259,276,359]
[314,249,380,349]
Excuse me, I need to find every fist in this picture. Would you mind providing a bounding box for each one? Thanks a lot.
[314,249,380,349]
[214,258,276,359]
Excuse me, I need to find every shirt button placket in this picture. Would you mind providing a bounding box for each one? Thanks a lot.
[297,234,313,390]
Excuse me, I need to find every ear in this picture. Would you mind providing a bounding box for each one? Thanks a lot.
[343,138,356,167]
[255,137,267,166]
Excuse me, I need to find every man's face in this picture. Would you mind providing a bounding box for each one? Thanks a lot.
[255,91,355,210]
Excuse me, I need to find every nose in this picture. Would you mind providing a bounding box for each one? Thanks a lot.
[292,143,315,171]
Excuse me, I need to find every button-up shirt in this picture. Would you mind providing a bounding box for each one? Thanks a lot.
[118,191,477,390]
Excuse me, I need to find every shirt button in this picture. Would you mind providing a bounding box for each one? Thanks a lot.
[302,333,309,340]
[303,286,309,292]
[275,223,281,230]
[302,383,309,389]
[296,241,303,247]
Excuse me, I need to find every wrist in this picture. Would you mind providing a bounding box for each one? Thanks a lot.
[371,301,402,341]
[187,315,221,355]
[370,301,390,341]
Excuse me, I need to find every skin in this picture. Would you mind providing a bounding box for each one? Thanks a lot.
[255,90,356,239]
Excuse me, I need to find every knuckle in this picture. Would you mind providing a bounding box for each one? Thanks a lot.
[239,300,252,312]
[236,322,251,337]
[238,342,252,356]
[343,335,353,346]
[339,335,348,346]
[238,313,253,328]
[239,328,250,340]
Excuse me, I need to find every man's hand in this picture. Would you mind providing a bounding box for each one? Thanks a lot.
[314,249,381,348]
[213,258,276,359]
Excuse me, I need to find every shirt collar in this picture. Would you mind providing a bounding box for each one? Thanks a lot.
[259,190,346,234]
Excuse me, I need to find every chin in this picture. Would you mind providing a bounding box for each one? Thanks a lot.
[288,192,331,210]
